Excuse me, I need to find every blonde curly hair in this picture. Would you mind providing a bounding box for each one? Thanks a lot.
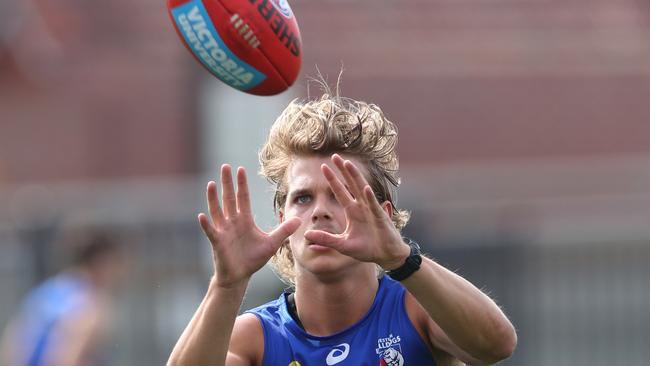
[259,92,410,286]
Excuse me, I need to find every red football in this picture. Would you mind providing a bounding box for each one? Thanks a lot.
[167,0,302,96]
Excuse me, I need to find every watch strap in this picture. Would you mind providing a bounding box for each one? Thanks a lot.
[386,237,422,281]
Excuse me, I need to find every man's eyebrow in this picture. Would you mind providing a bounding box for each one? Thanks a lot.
[287,188,311,198]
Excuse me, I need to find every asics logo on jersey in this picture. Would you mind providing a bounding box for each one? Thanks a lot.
[326,343,350,365]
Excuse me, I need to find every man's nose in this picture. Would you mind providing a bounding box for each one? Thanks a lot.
[311,197,332,222]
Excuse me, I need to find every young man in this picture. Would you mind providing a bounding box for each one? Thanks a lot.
[0,231,126,366]
[168,93,517,366]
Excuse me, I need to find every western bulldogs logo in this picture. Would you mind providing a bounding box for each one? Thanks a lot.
[270,0,293,18]
[376,334,405,365]
[380,347,404,366]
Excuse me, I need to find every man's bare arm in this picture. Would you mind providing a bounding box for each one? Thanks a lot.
[303,155,516,365]
[47,304,104,366]
[402,257,517,365]
[168,280,248,366]
[0,318,20,365]
[167,166,300,366]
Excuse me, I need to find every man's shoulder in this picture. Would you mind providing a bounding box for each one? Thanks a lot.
[246,293,285,315]
[244,293,291,329]
[232,293,292,366]
[231,313,265,365]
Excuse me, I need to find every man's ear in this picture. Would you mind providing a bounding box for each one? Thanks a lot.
[381,201,393,219]
[279,209,285,223]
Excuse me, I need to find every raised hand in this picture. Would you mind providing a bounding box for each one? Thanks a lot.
[198,165,301,288]
[303,154,410,270]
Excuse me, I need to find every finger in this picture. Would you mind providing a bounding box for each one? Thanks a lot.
[321,164,354,208]
[236,167,252,215]
[304,229,346,252]
[343,159,371,203]
[268,217,302,246]
[198,213,218,245]
[220,164,237,218]
[331,154,363,199]
[364,185,389,219]
[206,181,224,226]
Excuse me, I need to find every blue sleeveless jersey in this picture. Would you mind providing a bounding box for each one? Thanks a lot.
[15,273,95,366]
[246,276,437,366]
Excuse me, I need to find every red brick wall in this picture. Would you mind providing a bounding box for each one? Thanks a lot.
[292,0,650,164]
[1,0,649,182]
[0,0,199,182]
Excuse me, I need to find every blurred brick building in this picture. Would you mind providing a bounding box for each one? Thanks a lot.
[2,0,650,183]
[0,0,198,182]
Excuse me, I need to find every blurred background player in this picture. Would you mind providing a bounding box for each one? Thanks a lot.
[0,230,126,366]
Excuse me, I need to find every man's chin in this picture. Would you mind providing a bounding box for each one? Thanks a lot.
[298,259,366,284]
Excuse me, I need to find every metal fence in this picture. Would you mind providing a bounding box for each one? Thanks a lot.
[1,176,649,365]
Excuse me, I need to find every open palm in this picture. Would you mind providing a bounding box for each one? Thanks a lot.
[303,155,408,270]
[198,165,301,288]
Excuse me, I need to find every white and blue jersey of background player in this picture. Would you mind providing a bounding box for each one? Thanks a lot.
[247,275,437,366]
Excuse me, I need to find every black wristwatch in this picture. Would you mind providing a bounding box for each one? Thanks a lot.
[386,237,422,281]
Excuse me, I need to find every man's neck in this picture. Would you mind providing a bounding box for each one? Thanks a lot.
[293,268,380,336]
[68,267,106,293]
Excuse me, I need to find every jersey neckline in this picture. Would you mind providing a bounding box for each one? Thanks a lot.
[280,275,390,341]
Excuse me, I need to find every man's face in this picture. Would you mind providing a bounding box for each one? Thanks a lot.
[280,155,369,279]
[94,250,129,290]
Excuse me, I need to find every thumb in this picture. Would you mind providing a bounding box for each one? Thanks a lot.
[304,230,345,252]
[269,217,302,245]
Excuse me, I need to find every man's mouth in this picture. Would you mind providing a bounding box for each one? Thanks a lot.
[307,241,330,251]
[305,227,337,250]
[307,242,331,252]
[307,226,337,235]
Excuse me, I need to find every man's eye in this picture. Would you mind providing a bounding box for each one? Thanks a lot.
[295,195,312,204]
